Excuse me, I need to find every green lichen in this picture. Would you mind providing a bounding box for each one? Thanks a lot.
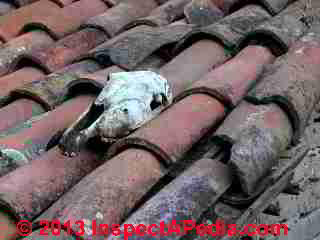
[23,139,33,145]
[224,45,237,57]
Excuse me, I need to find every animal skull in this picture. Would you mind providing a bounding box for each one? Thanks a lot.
[59,71,172,157]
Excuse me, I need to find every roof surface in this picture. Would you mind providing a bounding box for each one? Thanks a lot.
[0,0,319,239]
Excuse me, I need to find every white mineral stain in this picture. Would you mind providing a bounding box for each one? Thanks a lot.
[96,212,103,220]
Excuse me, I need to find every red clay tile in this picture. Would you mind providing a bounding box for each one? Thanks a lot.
[191,145,308,240]
[0,143,103,221]
[90,23,194,70]
[11,60,102,110]
[0,94,94,171]
[0,1,15,16]
[23,28,108,73]
[109,46,274,165]
[37,148,166,239]
[247,25,320,144]
[174,46,275,108]
[66,65,124,93]
[128,0,192,27]
[184,0,224,26]
[38,45,272,236]
[109,157,232,240]
[21,0,109,40]
[83,0,158,38]
[0,0,60,42]
[43,97,225,240]
[0,60,100,141]
[239,5,308,56]
[175,5,271,53]
[0,67,45,106]
[214,101,292,195]
[0,66,121,178]
[0,98,44,134]
[212,0,293,15]
[53,59,102,75]
[159,39,228,96]
[0,31,54,77]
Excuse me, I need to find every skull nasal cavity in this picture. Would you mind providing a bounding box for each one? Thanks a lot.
[150,99,161,110]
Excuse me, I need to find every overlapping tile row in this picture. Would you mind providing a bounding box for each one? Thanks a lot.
[83,0,159,38]
[0,0,61,42]
[0,0,318,239]
[0,0,294,238]
[25,45,273,240]
[0,0,228,177]
[0,61,101,176]
[106,2,320,240]
[0,30,231,238]
[0,0,109,78]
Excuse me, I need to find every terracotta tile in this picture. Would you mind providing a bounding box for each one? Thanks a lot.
[0,66,121,177]
[0,60,100,143]
[0,30,54,77]
[175,45,275,108]
[247,25,320,144]
[109,46,274,164]
[73,65,124,90]
[184,0,224,26]
[32,41,268,238]
[0,98,45,134]
[175,5,271,53]
[21,0,109,40]
[83,0,158,37]
[239,2,309,56]
[109,158,232,240]
[128,0,192,27]
[11,60,102,110]
[37,148,166,239]
[0,0,61,41]
[90,23,194,70]
[0,142,103,221]
[50,46,267,232]
[37,95,225,240]
[214,101,292,195]
[53,59,102,75]
[0,95,94,174]
[0,1,315,237]
[159,39,228,96]
[0,67,45,106]
[212,0,292,15]
[23,28,108,73]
